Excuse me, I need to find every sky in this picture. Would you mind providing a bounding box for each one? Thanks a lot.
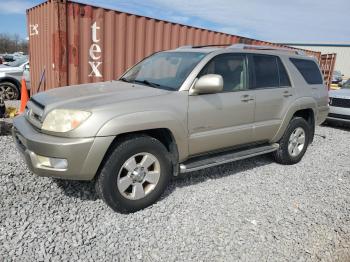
[0,0,349,43]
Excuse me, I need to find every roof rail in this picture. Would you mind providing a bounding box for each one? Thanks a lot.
[176,44,231,49]
[228,44,305,55]
[176,43,305,55]
[176,45,193,49]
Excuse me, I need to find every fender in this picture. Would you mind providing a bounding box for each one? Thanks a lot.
[271,96,317,142]
[96,110,189,161]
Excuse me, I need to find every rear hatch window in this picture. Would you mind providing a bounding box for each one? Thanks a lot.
[290,58,323,84]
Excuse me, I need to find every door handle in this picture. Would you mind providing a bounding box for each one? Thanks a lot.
[283,91,293,97]
[241,95,254,102]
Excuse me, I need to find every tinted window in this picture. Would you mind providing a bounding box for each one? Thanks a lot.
[252,55,279,88]
[7,56,28,67]
[199,54,247,92]
[277,58,291,86]
[290,58,323,84]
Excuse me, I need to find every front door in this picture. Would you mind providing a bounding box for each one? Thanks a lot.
[188,53,255,156]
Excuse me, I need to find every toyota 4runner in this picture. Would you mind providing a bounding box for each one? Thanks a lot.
[12,44,329,213]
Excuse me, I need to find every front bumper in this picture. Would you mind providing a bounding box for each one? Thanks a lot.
[12,115,114,180]
[326,106,350,123]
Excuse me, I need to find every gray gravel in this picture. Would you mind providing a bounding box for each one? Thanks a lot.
[4,100,20,109]
[1,125,350,261]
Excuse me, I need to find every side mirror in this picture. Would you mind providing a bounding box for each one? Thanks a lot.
[190,74,223,95]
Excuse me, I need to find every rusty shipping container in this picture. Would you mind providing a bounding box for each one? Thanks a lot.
[27,0,322,94]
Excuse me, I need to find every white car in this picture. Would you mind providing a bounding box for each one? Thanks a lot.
[327,80,350,124]
[0,56,28,100]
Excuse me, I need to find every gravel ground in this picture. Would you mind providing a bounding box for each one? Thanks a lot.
[4,100,20,109]
[0,125,350,261]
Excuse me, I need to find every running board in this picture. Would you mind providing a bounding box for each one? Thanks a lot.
[179,143,279,173]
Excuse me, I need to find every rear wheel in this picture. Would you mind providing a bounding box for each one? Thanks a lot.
[0,81,20,100]
[273,117,310,165]
[95,135,172,213]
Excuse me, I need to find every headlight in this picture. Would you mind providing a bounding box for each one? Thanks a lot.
[42,109,91,132]
[0,72,6,77]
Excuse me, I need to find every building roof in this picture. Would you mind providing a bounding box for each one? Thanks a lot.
[280,42,350,47]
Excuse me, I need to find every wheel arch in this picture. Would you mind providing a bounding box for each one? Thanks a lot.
[272,97,317,143]
[95,127,181,180]
[293,108,315,143]
[0,77,21,90]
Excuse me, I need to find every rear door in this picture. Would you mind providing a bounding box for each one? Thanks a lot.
[249,54,295,142]
[188,53,255,156]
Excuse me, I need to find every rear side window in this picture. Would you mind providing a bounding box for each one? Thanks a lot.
[252,55,291,88]
[290,58,323,84]
[252,55,279,88]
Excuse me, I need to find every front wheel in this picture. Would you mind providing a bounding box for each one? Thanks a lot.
[273,117,311,165]
[95,135,172,213]
[0,81,20,100]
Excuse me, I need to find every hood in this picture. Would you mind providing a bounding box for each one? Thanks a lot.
[31,81,171,110]
[329,88,350,99]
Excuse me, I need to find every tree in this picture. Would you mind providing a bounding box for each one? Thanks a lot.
[0,33,28,54]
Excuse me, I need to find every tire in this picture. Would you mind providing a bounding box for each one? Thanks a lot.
[95,135,172,213]
[0,81,20,100]
[273,117,310,165]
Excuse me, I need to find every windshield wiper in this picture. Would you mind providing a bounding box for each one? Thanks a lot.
[133,80,161,88]
[119,77,130,83]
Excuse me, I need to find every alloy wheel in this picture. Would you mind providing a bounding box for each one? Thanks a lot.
[288,127,306,157]
[0,85,17,100]
[117,152,161,200]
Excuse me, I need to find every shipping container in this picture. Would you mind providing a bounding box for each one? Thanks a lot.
[27,0,323,94]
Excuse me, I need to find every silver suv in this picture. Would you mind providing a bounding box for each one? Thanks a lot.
[12,45,329,212]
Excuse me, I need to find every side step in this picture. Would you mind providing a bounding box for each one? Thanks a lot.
[179,143,279,173]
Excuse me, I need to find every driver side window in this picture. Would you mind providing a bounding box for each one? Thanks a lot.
[199,54,247,92]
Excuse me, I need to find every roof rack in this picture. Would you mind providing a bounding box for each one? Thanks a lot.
[227,44,305,55]
[176,43,305,55]
[176,44,231,49]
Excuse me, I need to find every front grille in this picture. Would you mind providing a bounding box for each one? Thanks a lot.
[25,98,45,128]
[328,113,350,120]
[330,97,350,108]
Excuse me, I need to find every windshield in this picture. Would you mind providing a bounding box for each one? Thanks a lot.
[342,80,350,89]
[7,56,28,67]
[120,51,207,91]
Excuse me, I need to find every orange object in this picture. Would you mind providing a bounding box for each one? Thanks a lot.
[18,77,29,114]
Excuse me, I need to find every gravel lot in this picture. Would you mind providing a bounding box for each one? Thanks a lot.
[1,124,350,261]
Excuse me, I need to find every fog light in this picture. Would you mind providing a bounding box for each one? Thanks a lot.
[36,155,68,170]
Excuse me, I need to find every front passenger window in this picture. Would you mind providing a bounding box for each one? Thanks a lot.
[199,54,247,92]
